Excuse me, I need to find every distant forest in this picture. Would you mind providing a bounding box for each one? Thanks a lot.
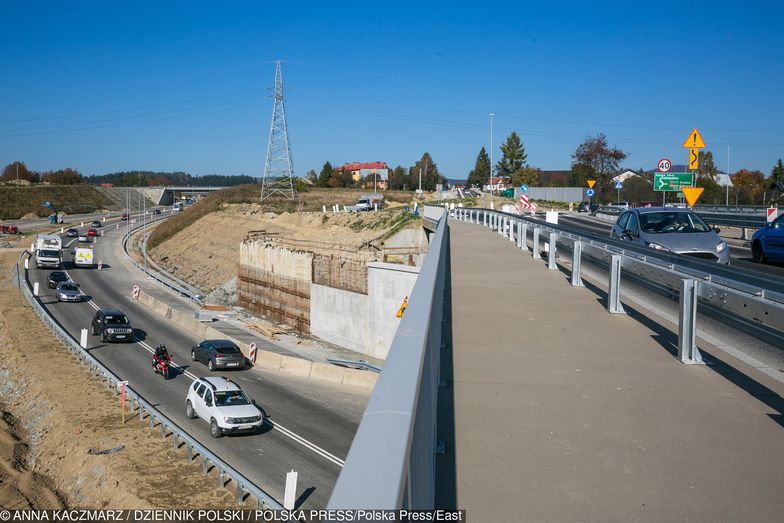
[85,171,257,187]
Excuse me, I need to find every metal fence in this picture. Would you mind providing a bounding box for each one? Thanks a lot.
[14,251,283,509]
[328,206,448,509]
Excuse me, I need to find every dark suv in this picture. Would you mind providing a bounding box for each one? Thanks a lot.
[191,339,246,371]
[91,309,133,342]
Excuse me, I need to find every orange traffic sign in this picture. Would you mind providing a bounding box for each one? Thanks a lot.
[682,187,704,207]
[587,180,596,189]
[682,128,705,149]
[688,148,699,170]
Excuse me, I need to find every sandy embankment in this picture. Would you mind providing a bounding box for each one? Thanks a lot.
[0,251,237,508]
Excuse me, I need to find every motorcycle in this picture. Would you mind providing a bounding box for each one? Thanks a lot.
[153,354,172,379]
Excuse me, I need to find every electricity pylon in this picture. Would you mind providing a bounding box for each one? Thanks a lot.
[260,60,296,202]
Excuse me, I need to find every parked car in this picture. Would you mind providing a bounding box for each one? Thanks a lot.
[607,201,630,211]
[91,309,133,342]
[191,339,246,371]
[185,376,265,438]
[578,202,599,213]
[90,220,102,227]
[56,282,81,302]
[610,207,729,264]
[87,228,98,237]
[47,270,69,288]
[66,228,78,237]
[121,213,129,221]
[751,213,784,263]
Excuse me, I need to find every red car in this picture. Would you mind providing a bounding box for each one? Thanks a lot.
[87,228,98,237]
[121,213,128,221]
[1,224,19,234]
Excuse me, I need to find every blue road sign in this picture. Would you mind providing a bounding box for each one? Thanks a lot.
[615,181,623,190]
[521,184,529,193]
[586,189,595,197]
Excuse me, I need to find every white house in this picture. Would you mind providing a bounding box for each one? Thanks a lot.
[612,170,639,183]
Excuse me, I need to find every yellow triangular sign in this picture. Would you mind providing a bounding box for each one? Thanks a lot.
[682,187,704,207]
[587,180,596,189]
[682,128,706,148]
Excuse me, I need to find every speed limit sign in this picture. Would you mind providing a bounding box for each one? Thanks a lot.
[657,159,672,172]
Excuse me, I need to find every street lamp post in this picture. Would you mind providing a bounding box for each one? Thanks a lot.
[489,113,494,198]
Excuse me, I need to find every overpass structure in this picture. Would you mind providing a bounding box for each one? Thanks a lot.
[134,186,227,206]
[329,206,784,520]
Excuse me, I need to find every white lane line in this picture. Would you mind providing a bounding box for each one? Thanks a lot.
[58,269,346,468]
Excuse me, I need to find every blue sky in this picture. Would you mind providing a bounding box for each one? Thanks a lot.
[1,1,783,180]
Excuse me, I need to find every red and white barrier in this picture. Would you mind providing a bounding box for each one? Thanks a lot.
[249,342,257,364]
[132,285,140,300]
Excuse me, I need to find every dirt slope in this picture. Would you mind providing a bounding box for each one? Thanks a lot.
[0,252,239,508]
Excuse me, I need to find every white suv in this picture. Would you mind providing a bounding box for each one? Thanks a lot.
[185,377,265,438]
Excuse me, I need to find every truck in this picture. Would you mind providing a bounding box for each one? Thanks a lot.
[352,193,384,212]
[35,234,62,269]
[72,242,94,268]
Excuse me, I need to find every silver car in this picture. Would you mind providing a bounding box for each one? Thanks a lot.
[610,207,730,264]
[57,282,82,302]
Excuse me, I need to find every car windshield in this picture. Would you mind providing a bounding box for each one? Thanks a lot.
[60,283,79,292]
[215,345,240,355]
[39,249,60,257]
[104,315,129,325]
[639,212,711,234]
[50,272,67,280]
[214,390,250,407]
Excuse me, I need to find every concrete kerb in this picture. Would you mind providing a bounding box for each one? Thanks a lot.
[136,290,377,390]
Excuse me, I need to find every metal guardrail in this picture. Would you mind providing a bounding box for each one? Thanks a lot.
[692,205,769,215]
[326,359,382,373]
[329,206,448,509]
[13,252,283,509]
[453,207,784,356]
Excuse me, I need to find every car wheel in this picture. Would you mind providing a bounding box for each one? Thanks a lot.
[100,331,107,343]
[208,359,215,371]
[91,325,97,335]
[752,241,767,263]
[210,418,222,438]
[186,401,196,419]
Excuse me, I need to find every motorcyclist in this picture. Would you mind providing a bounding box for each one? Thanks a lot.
[152,344,170,369]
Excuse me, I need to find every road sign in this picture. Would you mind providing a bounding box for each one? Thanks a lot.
[615,181,623,190]
[586,188,595,197]
[654,172,693,192]
[682,128,705,149]
[657,159,672,172]
[521,184,529,193]
[587,180,596,189]
[682,187,704,206]
[688,148,699,170]
[767,208,780,222]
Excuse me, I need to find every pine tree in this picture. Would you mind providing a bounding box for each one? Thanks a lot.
[495,132,527,180]
[409,153,445,191]
[467,147,491,188]
[771,159,784,184]
[318,162,333,187]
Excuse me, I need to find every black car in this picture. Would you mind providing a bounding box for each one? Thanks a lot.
[91,309,133,342]
[191,339,246,371]
[66,228,78,237]
[47,271,69,288]
[578,202,599,213]
[90,220,102,227]
[154,208,162,215]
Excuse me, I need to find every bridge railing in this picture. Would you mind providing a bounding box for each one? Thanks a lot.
[328,207,449,509]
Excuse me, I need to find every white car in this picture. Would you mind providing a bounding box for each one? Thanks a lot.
[185,377,265,438]
[77,235,89,243]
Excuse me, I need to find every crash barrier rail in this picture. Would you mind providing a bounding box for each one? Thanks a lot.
[326,359,382,373]
[692,205,769,215]
[451,206,784,363]
[329,206,448,509]
[121,216,205,306]
[13,251,283,509]
[593,205,767,229]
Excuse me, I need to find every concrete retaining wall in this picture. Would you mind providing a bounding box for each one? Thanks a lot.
[135,289,377,390]
[310,284,368,354]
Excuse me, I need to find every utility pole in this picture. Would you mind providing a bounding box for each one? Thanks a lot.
[260,60,296,202]
[489,113,494,198]
[418,169,422,195]
[16,163,19,184]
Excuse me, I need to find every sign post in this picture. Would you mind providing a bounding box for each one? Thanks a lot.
[614,181,623,203]
[118,381,129,424]
[682,128,706,203]
[586,180,596,206]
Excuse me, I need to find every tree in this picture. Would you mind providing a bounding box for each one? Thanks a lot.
[571,133,627,200]
[409,152,445,191]
[697,150,718,179]
[770,159,784,185]
[622,174,654,205]
[696,176,724,204]
[467,147,491,188]
[2,161,35,182]
[318,162,333,187]
[542,171,569,187]
[510,166,542,187]
[388,166,409,190]
[495,132,527,180]
[732,169,766,204]
[42,168,83,185]
[305,169,318,184]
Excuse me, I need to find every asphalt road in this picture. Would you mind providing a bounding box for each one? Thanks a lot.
[25,220,366,508]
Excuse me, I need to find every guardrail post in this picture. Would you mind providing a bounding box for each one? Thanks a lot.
[236,482,243,504]
[520,222,528,252]
[608,255,625,314]
[217,469,224,488]
[508,217,515,241]
[571,240,584,287]
[202,457,210,475]
[547,232,558,270]
[532,227,541,259]
[498,215,503,234]
[186,444,193,461]
[678,279,704,364]
[484,211,488,227]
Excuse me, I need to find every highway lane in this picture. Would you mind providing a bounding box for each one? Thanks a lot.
[26,222,366,508]
[557,213,784,280]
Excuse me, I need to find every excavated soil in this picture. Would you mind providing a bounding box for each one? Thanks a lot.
[150,204,420,293]
[0,252,239,508]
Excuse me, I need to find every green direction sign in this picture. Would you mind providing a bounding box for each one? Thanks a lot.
[654,172,693,192]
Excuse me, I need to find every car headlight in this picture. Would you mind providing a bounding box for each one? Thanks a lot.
[224,417,236,424]
[716,241,727,253]
[646,242,671,252]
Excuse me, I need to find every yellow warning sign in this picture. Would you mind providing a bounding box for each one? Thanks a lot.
[587,180,596,189]
[682,187,704,207]
[682,128,706,149]
[396,296,408,318]
[689,148,699,170]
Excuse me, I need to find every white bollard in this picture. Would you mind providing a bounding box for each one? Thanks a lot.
[81,221,84,227]
[60,227,64,234]
[80,329,88,349]
[24,258,29,270]
[490,201,494,210]
[343,205,347,212]
[103,217,106,222]
[284,470,298,510]
[116,224,119,230]
[322,205,327,214]
[33,282,39,296]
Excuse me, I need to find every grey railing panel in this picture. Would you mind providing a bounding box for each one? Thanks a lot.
[329,214,448,509]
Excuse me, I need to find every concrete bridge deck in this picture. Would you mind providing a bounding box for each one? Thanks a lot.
[443,219,784,522]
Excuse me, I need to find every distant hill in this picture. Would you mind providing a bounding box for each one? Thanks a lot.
[85,171,257,187]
